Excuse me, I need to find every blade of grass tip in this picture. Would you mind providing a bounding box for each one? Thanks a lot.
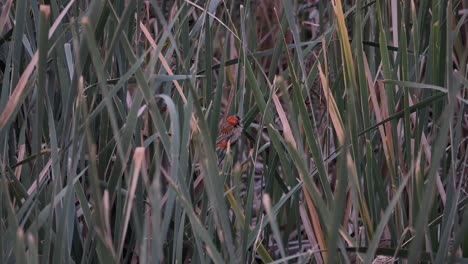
[203,13,213,109]
[197,33,331,77]
[85,48,150,127]
[319,60,374,238]
[410,0,420,79]
[269,90,295,155]
[241,163,256,263]
[268,11,287,83]
[383,80,449,92]
[152,2,189,70]
[0,51,38,129]
[272,79,296,149]
[186,0,233,39]
[246,180,303,248]
[283,0,307,82]
[39,202,54,263]
[0,84,14,134]
[364,171,411,263]
[358,91,446,136]
[26,234,38,264]
[52,177,78,263]
[333,0,376,242]
[15,229,27,264]
[102,0,136,70]
[103,57,152,199]
[101,191,119,263]
[143,159,163,263]
[435,2,457,262]
[409,17,458,264]
[174,210,187,264]
[0,0,13,35]
[326,142,348,264]
[105,58,174,254]
[60,5,85,142]
[427,0,445,87]
[163,172,225,263]
[261,76,298,254]
[318,62,344,146]
[73,171,92,231]
[263,194,287,259]
[0,0,75,129]
[19,159,51,212]
[0,40,13,114]
[65,0,105,89]
[445,109,467,261]
[364,51,398,236]
[447,206,468,263]
[244,56,271,123]
[210,27,229,136]
[223,183,275,264]
[64,43,74,80]
[11,0,28,88]
[155,94,190,251]
[354,0,371,131]
[81,16,129,172]
[376,0,398,186]
[391,0,398,58]
[46,82,76,263]
[238,4,248,117]
[398,12,412,167]
[274,126,331,261]
[79,75,117,263]
[186,83,237,261]
[114,20,172,153]
[39,169,85,263]
[116,148,145,260]
[46,1,71,118]
[23,19,35,59]
[435,175,458,263]
[138,22,187,104]
[275,11,334,206]
[385,79,468,105]
[299,203,323,264]
[178,100,193,179]
[0,171,20,260]
[331,0,357,94]
[297,161,329,262]
[32,3,50,178]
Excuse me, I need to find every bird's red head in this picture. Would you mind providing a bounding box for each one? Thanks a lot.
[226,115,240,126]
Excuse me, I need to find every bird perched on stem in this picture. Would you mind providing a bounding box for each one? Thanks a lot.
[216,115,243,154]
[192,115,243,196]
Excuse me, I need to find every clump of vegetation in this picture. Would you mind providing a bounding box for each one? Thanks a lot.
[0,0,467,263]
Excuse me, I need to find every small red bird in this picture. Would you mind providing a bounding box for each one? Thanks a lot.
[216,115,243,152]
